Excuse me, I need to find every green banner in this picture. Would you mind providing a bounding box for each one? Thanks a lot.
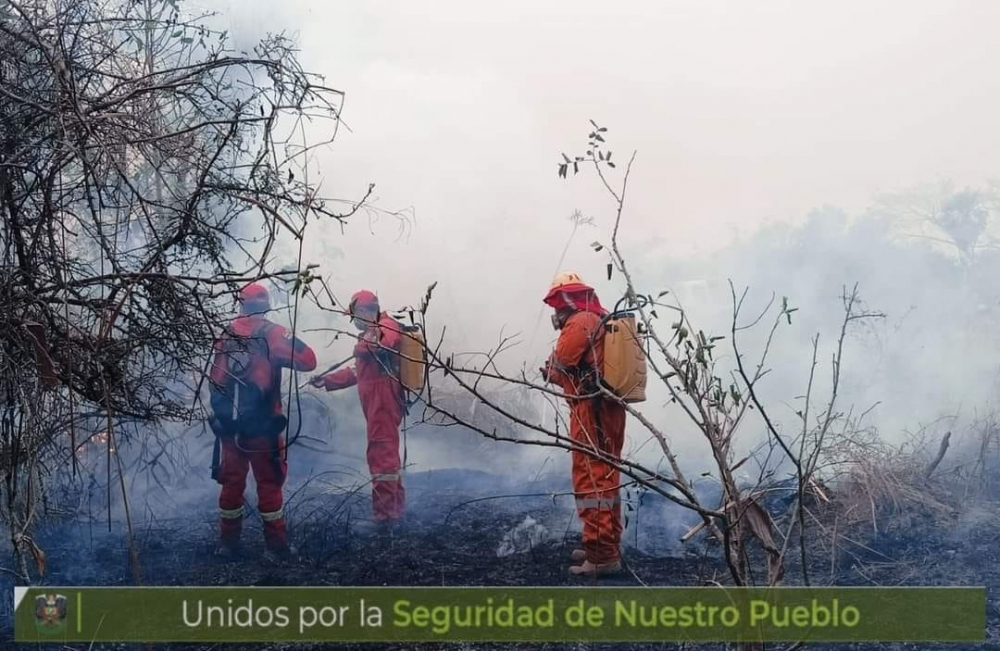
[14,586,985,643]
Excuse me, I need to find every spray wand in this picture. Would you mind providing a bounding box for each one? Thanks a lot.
[298,354,354,390]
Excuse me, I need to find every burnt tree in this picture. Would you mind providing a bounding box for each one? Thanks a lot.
[0,0,358,578]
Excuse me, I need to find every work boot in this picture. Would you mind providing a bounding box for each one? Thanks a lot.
[212,542,241,560]
[570,549,587,562]
[263,544,297,563]
[569,559,623,577]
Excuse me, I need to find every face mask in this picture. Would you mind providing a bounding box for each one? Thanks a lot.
[551,313,563,330]
[353,309,376,331]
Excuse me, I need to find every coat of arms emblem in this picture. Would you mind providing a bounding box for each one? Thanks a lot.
[34,593,68,634]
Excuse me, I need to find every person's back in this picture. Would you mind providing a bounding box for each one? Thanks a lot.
[212,312,317,428]
[208,283,316,558]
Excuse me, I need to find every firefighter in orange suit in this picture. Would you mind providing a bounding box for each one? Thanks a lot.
[310,290,406,523]
[541,272,626,576]
[209,283,317,558]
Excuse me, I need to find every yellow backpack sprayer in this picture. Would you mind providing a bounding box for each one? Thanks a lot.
[597,297,649,403]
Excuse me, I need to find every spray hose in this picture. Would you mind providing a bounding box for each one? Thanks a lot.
[298,354,354,390]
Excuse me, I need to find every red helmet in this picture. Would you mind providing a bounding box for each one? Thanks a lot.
[239,282,270,314]
[543,271,593,307]
[348,289,379,316]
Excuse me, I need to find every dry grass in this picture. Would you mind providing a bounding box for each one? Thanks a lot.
[822,426,959,534]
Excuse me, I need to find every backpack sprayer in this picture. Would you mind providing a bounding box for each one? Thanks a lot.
[596,296,650,403]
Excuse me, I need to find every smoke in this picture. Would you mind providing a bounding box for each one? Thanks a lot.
[35,1,1000,559]
[260,181,1000,520]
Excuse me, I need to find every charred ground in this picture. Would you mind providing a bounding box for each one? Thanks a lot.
[3,462,999,651]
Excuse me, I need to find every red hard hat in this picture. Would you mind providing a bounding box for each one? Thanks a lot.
[349,289,379,315]
[239,282,270,313]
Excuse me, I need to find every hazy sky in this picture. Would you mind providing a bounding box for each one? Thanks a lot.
[106,0,1000,487]
[213,0,1000,380]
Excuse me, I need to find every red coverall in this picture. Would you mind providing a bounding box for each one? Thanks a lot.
[320,312,406,521]
[545,309,627,566]
[209,315,316,550]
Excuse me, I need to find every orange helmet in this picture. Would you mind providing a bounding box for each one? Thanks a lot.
[348,289,379,316]
[239,282,270,314]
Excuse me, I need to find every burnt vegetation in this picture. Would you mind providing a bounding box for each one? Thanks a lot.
[0,0,364,581]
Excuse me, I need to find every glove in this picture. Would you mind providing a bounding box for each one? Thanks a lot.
[541,358,564,384]
[309,375,326,389]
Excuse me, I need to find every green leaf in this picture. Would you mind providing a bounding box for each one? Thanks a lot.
[607,162,616,168]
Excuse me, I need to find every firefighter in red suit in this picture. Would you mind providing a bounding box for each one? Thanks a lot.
[310,290,406,523]
[209,283,317,557]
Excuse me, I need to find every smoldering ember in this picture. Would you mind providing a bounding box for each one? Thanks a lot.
[3,1,1000,650]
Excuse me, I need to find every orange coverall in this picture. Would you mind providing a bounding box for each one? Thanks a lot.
[545,311,627,565]
[320,312,406,521]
